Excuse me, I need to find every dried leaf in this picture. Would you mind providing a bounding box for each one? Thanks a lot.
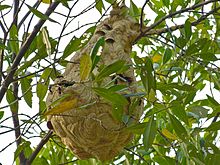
[80,54,92,81]
[45,98,78,116]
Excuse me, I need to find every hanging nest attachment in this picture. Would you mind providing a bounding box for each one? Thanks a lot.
[46,4,143,161]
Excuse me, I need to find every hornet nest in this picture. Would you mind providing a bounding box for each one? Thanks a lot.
[46,4,143,161]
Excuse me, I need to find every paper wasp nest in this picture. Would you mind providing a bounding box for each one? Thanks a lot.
[46,5,143,161]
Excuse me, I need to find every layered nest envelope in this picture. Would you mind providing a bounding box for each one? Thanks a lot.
[46,4,144,161]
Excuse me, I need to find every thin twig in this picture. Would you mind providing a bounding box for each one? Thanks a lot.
[0,2,60,102]
[212,112,220,123]
[140,0,149,33]
[18,1,40,29]
[124,147,148,163]
[0,20,6,33]
[54,0,79,64]
[0,139,17,153]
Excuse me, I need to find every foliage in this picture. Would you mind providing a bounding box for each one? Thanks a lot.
[0,0,220,165]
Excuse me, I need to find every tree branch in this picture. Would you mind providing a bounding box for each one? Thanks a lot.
[134,0,219,43]
[0,2,60,102]
[142,6,220,36]
[11,0,27,164]
[26,130,53,165]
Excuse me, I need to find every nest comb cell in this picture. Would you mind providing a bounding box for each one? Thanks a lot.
[46,4,143,161]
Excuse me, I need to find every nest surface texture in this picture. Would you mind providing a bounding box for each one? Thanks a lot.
[46,7,143,161]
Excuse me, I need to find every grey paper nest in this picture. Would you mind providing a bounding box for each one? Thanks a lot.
[46,6,143,161]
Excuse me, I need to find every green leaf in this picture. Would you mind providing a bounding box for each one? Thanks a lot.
[199,52,217,61]
[58,0,69,8]
[141,57,155,94]
[126,122,147,134]
[171,103,189,125]
[0,5,11,11]
[175,36,187,48]
[80,54,92,81]
[90,37,104,71]
[95,60,126,82]
[32,157,49,165]
[41,68,54,80]
[153,156,176,165]
[163,48,172,64]
[63,37,82,59]
[93,87,128,106]
[6,87,18,113]
[169,113,188,141]
[157,83,195,92]
[105,0,114,4]
[37,83,48,101]
[112,104,124,121]
[214,3,220,38]
[39,100,47,114]
[9,25,19,54]
[20,78,33,108]
[162,0,170,8]
[188,106,209,119]
[95,0,105,14]
[184,19,192,40]
[205,121,220,132]
[130,0,140,17]
[205,154,220,165]
[191,157,205,165]
[108,85,128,92]
[140,69,148,92]
[91,37,104,59]
[207,95,219,106]
[133,53,144,65]
[0,111,4,120]
[151,0,164,9]
[143,116,156,151]
[26,4,60,24]
[0,42,6,49]
[14,141,31,161]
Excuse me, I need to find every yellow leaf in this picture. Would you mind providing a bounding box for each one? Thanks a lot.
[42,27,51,55]
[41,0,52,4]
[80,54,92,81]
[152,54,162,63]
[162,128,178,140]
[45,98,78,116]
